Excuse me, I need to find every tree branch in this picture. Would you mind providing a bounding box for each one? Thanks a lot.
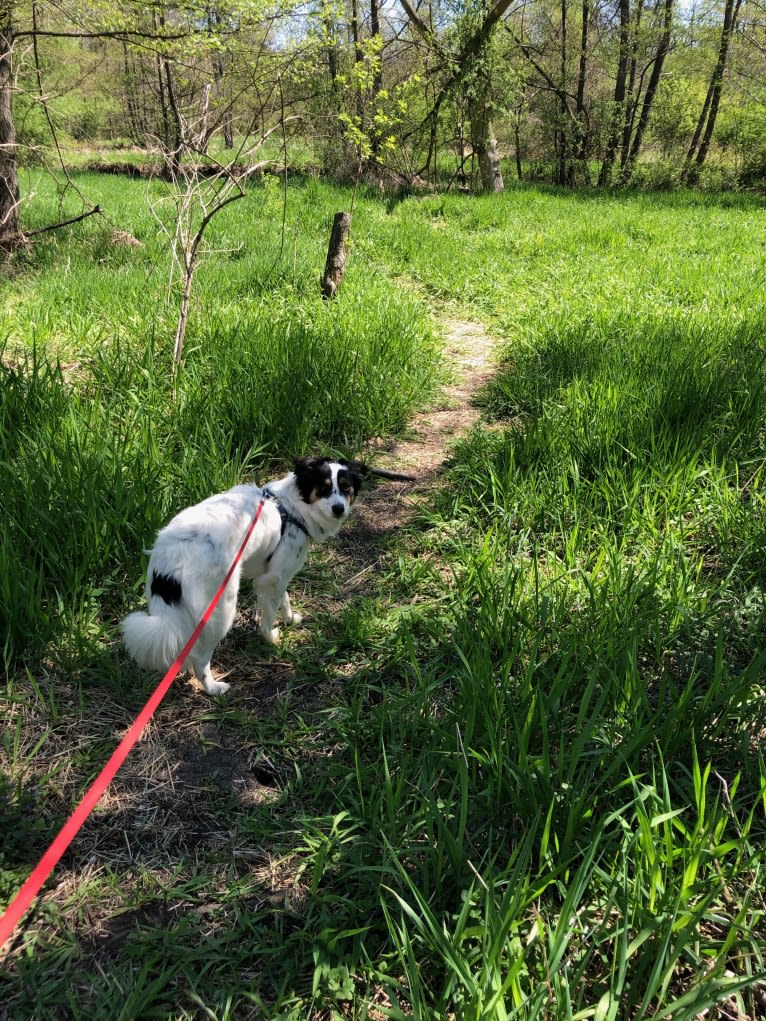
[26,205,101,237]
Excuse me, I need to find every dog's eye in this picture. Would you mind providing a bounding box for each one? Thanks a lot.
[319,482,333,497]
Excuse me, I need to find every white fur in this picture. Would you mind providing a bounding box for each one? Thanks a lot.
[122,462,357,696]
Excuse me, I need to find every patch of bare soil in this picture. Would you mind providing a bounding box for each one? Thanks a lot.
[375,318,496,473]
[288,317,497,649]
[340,317,498,545]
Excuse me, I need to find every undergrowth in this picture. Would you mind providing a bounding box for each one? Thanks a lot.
[1,178,765,1019]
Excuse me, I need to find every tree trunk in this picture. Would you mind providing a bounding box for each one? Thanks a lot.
[369,0,383,160]
[173,257,194,364]
[350,0,364,125]
[213,54,233,151]
[682,82,712,181]
[619,0,644,168]
[682,0,743,184]
[620,0,674,183]
[599,0,631,186]
[0,1,21,248]
[322,0,339,89]
[220,69,233,150]
[556,0,571,184]
[122,42,141,142]
[319,0,343,173]
[207,8,233,150]
[370,0,382,88]
[574,0,590,171]
[467,77,504,193]
[153,10,171,149]
[398,0,513,190]
[321,212,351,299]
[162,55,183,178]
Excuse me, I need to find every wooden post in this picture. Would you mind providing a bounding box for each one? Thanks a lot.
[321,211,352,299]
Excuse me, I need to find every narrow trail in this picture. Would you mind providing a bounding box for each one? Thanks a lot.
[326,317,499,584]
[376,317,498,479]
[109,316,502,847]
[3,318,502,945]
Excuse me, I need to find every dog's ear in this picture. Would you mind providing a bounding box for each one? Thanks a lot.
[293,456,328,477]
[340,459,369,494]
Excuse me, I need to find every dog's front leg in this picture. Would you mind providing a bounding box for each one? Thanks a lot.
[256,585,302,643]
[256,578,283,645]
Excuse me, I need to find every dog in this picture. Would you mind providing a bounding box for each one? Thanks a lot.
[122,456,413,695]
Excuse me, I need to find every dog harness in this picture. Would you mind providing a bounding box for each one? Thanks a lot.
[262,487,310,562]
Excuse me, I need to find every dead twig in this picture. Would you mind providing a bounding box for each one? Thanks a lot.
[26,206,102,237]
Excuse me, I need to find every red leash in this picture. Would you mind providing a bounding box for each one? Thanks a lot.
[0,498,265,952]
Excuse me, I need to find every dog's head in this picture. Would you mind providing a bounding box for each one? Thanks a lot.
[292,457,367,531]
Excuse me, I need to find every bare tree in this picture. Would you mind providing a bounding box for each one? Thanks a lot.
[157,107,294,364]
[0,1,20,247]
[682,0,745,183]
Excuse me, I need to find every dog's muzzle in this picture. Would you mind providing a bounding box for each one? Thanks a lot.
[331,502,346,518]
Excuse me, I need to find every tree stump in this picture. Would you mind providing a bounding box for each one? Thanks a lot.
[321,211,352,299]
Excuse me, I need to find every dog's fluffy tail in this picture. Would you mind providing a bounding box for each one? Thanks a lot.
[122,610,187,672]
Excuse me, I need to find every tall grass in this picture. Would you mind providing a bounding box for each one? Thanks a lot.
[361,224,766,1015]
[1,173,438,667]
[2,178,765,1019]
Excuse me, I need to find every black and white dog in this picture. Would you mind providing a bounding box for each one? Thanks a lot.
[122,457,411,695]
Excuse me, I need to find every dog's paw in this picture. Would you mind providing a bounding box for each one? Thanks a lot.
[289,611,303,625]
[203,678,231,696]
[261,626,281,645]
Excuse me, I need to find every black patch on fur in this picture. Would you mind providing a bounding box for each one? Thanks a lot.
[151,571,182,605]
[293,456,333,504]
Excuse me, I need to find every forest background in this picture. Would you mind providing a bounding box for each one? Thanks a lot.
[2,1,766,1019]
[1,0,766,247]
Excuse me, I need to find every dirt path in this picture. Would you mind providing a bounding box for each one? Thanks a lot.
[340,317,498,545]
[0,318,501,957]
[88,316,501,868]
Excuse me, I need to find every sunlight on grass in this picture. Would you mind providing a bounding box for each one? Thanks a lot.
[1,179,765,1019]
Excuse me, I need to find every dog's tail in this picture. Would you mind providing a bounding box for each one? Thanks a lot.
[122,610,187,672]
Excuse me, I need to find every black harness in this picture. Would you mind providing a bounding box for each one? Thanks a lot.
[262,487,310,562]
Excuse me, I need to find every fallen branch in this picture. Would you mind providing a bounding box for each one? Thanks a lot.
[26,206,102,237]
[82,159,295,181]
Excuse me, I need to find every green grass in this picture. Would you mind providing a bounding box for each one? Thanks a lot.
[1,172,438,667]
[2,176,766,1018]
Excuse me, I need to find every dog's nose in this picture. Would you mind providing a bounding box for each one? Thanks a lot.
[331,502,345,518]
